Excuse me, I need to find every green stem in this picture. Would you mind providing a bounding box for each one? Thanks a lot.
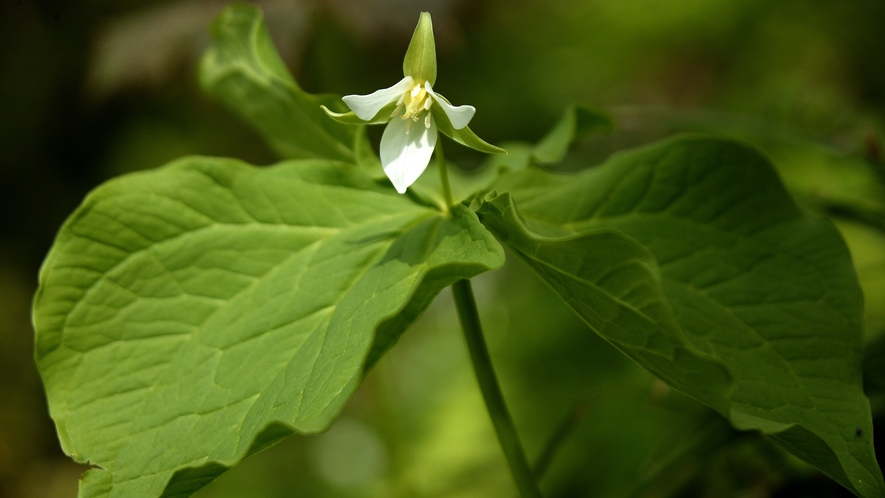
[533,399,592,479]
[436,140,454,211]
[451,279,544,498]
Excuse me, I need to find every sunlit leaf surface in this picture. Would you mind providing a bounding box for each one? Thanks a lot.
[33,157,503,497]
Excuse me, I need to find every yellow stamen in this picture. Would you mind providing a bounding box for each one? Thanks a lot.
[400,82,433,123]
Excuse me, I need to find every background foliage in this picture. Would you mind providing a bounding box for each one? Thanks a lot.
[2,0,885,496]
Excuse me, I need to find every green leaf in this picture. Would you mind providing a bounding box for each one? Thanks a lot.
[199,4,357,162]
[318,108,387,180]
[34,157,504,497]
[402,12,437,86]
[532,104,613,164]
[476,104,611,180]
[431,105,506,155]
[477,192,733,412]
[481,136,885,497]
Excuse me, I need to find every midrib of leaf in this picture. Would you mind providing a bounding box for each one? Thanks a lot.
[529,250,663,327]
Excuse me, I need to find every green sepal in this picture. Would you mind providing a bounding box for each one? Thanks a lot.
[431,104,505,155]
[403,12,437,85]
[321,104,395,125]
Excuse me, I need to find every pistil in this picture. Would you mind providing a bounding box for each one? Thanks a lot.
[400,82,433,127]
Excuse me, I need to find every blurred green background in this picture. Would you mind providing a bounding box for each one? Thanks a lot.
[2,0,884,496]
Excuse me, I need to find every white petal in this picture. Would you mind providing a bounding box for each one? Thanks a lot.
[380,116,437,193]
[343,77,413,121]
[425,82,475,130]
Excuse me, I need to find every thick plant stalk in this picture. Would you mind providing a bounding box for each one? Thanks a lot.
[452,279,544,498]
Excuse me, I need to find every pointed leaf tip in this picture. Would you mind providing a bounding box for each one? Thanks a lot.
[403,12,437,85]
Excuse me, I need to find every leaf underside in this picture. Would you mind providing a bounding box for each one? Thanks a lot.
[479,136,884,497]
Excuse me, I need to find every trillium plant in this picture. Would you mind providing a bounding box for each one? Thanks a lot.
[33,5,884,498]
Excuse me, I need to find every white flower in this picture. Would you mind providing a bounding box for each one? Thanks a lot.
[323,12,500,194]
[342,76,475,193]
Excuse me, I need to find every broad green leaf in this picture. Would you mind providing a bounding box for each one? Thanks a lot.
[564,106,885,341]
[532,104,613,164]
[477,192,733,413]
[402,12,437,86]
[199,4,357,162]
[481,136,884,497]
[610,107,885,213]
[34,157,503,497]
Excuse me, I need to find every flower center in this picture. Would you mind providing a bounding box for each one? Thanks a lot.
[393,81,434,129]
